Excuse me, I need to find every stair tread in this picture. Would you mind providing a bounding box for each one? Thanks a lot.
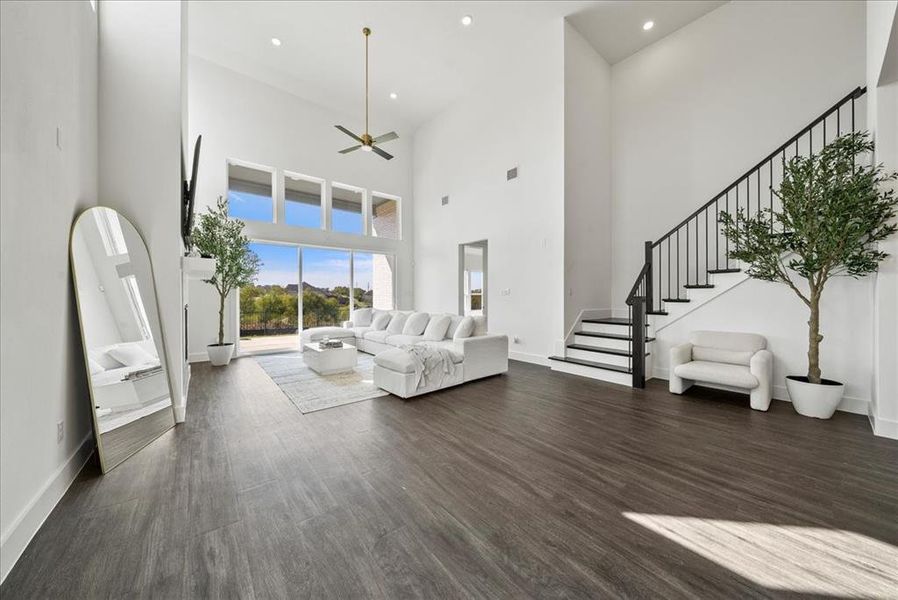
[683,284,715,289]
[574,331,656,342]
[548,355,632,374]
[582,317,650,326]
[567,344,650,357]
[662,298,691,303]
[707,268,741,274]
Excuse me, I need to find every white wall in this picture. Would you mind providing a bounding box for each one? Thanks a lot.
[412,20,565,364]
[609,1,874,410]
[187,57,414,358]
[611,0,866,302]
[867,0,898,438]
[563,22,613,332]
[0,0,98,582]
[98,0,185,416]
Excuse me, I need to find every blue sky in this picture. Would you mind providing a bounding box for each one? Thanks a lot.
[229,190,362,233]
[248,243,375,290]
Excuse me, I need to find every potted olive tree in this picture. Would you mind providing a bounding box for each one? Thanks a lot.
[192,196,260,366]
[721,132,897,418]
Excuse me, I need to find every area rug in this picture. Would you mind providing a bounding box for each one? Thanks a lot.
[253,351,389,414]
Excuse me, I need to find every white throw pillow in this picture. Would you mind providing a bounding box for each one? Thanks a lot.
[88,357,105,375]
[107,343,157,367]
[453,316,475,340]
[445,315,464,339]
[386,312,408,334]
[422,314,451,341]
[350,307,373,327]
[371,313,392,331]
[402,312,430,336]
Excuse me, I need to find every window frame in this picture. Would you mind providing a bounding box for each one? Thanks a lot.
[226,158,277,224]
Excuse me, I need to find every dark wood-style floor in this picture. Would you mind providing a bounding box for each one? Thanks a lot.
[3,359,897,599]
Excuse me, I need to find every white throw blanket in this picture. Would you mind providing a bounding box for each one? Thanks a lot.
[402,345,457,390]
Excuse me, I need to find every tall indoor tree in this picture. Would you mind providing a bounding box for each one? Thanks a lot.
[192,196,260,366]
[720,131,896,416]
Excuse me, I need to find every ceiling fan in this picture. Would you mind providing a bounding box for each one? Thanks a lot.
[336,27,398,161]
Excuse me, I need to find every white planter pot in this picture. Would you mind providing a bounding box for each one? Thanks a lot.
[785,376,844,419]
[207,343,234,367]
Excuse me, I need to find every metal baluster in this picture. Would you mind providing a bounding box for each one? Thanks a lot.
[715,199,720,270]
[667,237,671,302]
[695,215,699,285]
[769,159,773,233]
[735,185,739,252]
[686,221,690,285]
[676,229,680,297]
[705,208,709,284]
[725,191,730,269]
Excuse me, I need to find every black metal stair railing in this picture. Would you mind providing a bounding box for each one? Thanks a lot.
[625,86,867,388]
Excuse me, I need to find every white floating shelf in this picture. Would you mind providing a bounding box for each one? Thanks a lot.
[181,256,216,280]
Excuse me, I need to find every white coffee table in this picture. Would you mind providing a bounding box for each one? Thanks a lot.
[302,342,358,375]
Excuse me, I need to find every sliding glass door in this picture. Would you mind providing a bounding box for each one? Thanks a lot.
[239,244,394,354]
[239,243,299,353]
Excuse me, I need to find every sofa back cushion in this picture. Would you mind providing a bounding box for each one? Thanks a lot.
[445,314,464,339]
[350,308,373,327]
[454,316,475,340]
[386,312,408,334]
[471,315,488,336]
[423,314,451,341]
[689,330,766,353]
[371,313,392,331]
[403,312,430,335]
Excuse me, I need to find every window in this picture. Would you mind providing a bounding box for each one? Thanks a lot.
[331,184,363,235]
[285,173,323,229]
[352,252,395,310]
[94,208,128,256]
[371,194,400,240]
[228,163,274,222]
[122,275,152,341]
[239,243,299,353]
[301,247,351,328]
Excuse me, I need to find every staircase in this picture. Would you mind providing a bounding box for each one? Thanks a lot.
[550,86,867,387]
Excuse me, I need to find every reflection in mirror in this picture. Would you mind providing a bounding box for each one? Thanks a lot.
[71,207,175,472]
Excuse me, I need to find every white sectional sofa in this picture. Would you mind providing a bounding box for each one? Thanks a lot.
[299,308,508,398]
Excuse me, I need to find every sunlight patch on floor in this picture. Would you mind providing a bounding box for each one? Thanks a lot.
[623,513,898,598]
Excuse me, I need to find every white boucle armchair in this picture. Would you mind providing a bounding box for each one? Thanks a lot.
[669,331,773,411]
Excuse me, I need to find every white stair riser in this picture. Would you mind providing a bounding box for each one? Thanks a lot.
[550,361,632,387]
[566,347,632,367]
[573,335,653,352]
[580,322,652,336]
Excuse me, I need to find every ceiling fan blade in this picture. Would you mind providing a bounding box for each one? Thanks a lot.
[339,145,362,154]
[335,125,363,143]
[370,145,393,161]
[373,131,399,144]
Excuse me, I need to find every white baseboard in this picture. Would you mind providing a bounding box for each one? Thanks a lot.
[1,432,94,584]
[188,351,208,363]
[869,412,898,440]
[652,367,870,416]
[509,351,549,366]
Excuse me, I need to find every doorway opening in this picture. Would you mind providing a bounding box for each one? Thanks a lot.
[459,240,487,320]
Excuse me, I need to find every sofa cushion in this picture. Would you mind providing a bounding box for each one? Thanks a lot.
[386,312,408,334]
[422,314,451,341]
[454,316,475,340]
[349,308,373,327]
[371,313,392,331]
[403,312,430,335]
[301,326,356,342]
[385,334,424,347]
[373,348,417,374]
[364,330,391,344]
[688,330,766,353]
[692,346,754,366]
[445,314,464,339]
[349,327,371,338]
[674,361,759,389]
[471,315,488,336]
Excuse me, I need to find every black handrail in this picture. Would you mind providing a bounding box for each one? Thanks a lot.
[624,86,867,389]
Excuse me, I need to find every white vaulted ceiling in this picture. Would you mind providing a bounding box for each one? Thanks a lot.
[188,1,727,131]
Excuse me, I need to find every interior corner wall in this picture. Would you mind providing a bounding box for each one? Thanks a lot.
[0,0,98,582]
[563,21,612,332]
[98,0,185,414]
[610,0,866,304]
[186,57,414,358]
[867,0,898,438]
[412,20,565,364]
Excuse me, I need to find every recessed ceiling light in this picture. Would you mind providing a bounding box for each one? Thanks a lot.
[389,92,398,100]
[642,21,654,31]
[461,15,473,27]
[271,37,282,46]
